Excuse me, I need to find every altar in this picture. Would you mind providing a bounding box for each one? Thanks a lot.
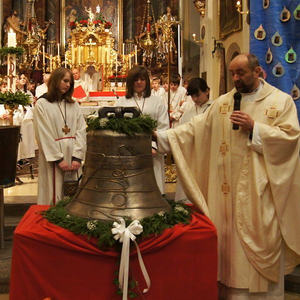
[10,205,218,300]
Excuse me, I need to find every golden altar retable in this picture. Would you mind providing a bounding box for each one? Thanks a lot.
[65,16,119,91]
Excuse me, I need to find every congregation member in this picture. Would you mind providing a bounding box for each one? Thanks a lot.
[116,65,169,195]
[15,74,36,163]
[35,73,50,98]
[163,73,187,127]
[156,53,300,299]
[151,76,164,98]
[34,68,86,205]
[72,67,88,102]
[175,77,212,202]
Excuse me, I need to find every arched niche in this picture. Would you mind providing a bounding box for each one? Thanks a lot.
[226,43,241,91]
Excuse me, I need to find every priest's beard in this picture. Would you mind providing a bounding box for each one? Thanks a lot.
[234,80,256,93]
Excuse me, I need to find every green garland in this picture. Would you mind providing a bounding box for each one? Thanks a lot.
[86,114,157,136]
[0,46,24,57]
[0,91,30,107]
[43,198,191,250]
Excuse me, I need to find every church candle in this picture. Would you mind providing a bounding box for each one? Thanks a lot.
[42,45,45,66]
[57,43,60,57]
[129,54,131,70]
[50,55,53,72]
[122,43,125,62]
[7,30,17,47]
[115,55,117,75]
[71,44,75,65]
[135,45,137,64]
[98,46,101,64]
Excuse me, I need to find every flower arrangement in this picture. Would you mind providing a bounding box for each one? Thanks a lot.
[0,90,30,108]
[69,14,112,30]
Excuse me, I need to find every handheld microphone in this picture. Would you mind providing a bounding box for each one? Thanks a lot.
[112,89,119,100]
[232,92,242,130]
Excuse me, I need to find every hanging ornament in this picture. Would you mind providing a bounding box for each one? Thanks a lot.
[285,47,297,63]
[280,6,291,22]
[265,47,273,64]
[254,24,266,40]
[263,0,270,9]
[291,84,300,100]
[293,4,300,20]
[272,62,285,77]
[271,31,283,46]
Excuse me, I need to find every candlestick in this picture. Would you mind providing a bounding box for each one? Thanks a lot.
[129,54,131,70]
[71,44,75,65]
[50,54,53,72]
[42,45,45,66]
[78,47,81,65]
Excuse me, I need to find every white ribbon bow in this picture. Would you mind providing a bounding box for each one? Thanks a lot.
[112,218,151,300]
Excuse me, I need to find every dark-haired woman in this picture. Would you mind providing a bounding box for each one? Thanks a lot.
[34,68,86,205]
[116,66,169,194]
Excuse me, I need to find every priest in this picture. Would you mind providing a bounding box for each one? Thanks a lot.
[72,68,88,102]
[156,53,300,299]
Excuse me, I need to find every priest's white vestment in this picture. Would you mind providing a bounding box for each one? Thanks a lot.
[158,80,300,294]
[116,94,169,194]
[34,98,86,205]
[175,98,213,202]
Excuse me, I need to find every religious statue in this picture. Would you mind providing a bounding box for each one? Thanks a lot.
[3,10,26,46]
[85,7,95,22]
[156,6,179,65]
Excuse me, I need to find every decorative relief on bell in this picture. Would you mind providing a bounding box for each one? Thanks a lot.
[66,107,171,221]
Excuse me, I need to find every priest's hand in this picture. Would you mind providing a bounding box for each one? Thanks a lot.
[230,111,254,132]
[71,160,81,171]
[57,160,72,172]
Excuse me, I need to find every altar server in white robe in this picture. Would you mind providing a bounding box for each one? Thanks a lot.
[175,77,213,202]
[116,65,169,194]
[16,74,36,160]
[156,54,300,299]
[72,67,88,102]
[35,73,50,98]
[34,68,86,205]
[151,76,164,98]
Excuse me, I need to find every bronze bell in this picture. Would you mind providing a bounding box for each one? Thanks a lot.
[66,107,171,221]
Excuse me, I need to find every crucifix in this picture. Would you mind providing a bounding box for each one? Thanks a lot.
[86,38,96,62]
[62,124,71,134]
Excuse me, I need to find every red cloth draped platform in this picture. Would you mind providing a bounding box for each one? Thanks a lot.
[10,205,218,300]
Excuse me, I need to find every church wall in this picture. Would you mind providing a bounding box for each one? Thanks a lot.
[182,1,200,79]
[198,0,250,100]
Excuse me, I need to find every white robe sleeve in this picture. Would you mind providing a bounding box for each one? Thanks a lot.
[34,100,64,162]
[72,103,87,160]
